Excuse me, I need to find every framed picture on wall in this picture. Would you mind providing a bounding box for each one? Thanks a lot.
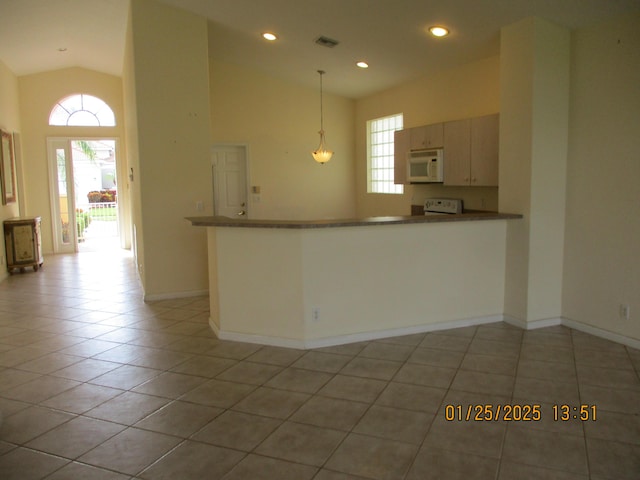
[0,130,16,205]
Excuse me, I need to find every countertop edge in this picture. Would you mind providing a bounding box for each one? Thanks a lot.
[186,212,523,229]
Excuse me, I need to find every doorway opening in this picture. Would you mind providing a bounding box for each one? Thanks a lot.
[48,138,123,253]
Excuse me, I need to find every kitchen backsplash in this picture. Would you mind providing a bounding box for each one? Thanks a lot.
[411,184,499,212]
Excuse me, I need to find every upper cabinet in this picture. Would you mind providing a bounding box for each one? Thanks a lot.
[410,123,444,150]
[442,119,471,186]
[393,113,499,186]
[394,129,410,185]
[444,113,499,187]
[470,114,499,186]
[394,123,442,184]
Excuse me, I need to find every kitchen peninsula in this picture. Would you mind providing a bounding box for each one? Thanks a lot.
[188,212,522,348]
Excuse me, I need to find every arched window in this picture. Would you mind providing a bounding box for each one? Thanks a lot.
[49,94,116,127]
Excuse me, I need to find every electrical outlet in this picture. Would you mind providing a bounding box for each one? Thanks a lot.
[312,307,320,322]
[619,304,630,321]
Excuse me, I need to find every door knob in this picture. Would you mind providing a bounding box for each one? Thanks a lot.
[237,210,246,216]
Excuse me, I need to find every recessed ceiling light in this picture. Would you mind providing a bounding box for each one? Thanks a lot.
[356,61,369,69]
[428,26,449,37]
[262,32,278,41]
[57,47,68,52]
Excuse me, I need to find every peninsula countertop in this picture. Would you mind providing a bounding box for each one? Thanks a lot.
[186,211,522,229]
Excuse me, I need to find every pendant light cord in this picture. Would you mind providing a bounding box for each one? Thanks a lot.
[318,70,325,132]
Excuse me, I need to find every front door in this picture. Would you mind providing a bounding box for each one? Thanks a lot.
[211,145,248,218]
[47,137,122,253]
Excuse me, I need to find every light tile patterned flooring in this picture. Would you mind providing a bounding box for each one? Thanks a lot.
[0,251,639,480]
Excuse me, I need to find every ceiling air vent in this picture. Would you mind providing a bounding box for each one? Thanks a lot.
[315,36,339,48]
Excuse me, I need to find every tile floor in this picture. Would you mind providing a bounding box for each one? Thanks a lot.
[0,250,639,479]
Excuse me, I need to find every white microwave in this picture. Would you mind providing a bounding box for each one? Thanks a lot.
[407,148,444,183]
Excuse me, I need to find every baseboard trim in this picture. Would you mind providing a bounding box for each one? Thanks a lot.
[503,315,563,330]
[209,313,640,351]
[209,314,504,350]
[209,316,306,348]
[562,317,640,350]
[503,315,526,330]
[144,289,209,302]
[209,317,220,337]
[499,315,640,349]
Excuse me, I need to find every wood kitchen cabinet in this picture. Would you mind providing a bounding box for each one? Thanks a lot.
[443,119,471,185]
[394,129,410,184]
[444,113,499,186]
[470,114,499,186]
[394,124,443,185]
[409,123,443,150]
[3,216,43,273]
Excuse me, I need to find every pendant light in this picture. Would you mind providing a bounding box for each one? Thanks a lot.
[311,70,333,164]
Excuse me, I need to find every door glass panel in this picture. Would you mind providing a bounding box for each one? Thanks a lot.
[72,139,119,250]
[56,148,72,245]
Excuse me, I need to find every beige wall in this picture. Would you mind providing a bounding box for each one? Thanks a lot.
[0,61,21,141]
[562,13,640,340]
[499,18,570,327]
[17,67,127,254]
[122,4,142,273]
[125,0,212,298]
[209,61,356,220]
[355,56,501,217]
[0,60,22,282]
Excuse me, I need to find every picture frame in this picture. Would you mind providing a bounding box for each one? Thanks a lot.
[1,130,16,205]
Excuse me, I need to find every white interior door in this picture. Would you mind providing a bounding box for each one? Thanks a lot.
[47,138,77,253]
[212,145,248,218]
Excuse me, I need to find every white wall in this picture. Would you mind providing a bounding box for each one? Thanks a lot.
[499,18,570,327]
[562,13,640,341]
[210,220,507,346]
[211,227,306,341]
[302,222,507,340]
[125,0,212,299]
[122,4,142,284]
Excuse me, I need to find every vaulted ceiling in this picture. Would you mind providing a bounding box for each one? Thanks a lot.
[1,0,638,98]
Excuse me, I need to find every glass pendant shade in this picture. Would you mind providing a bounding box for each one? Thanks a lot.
[312,130,333,164]
[311,70,333,164]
